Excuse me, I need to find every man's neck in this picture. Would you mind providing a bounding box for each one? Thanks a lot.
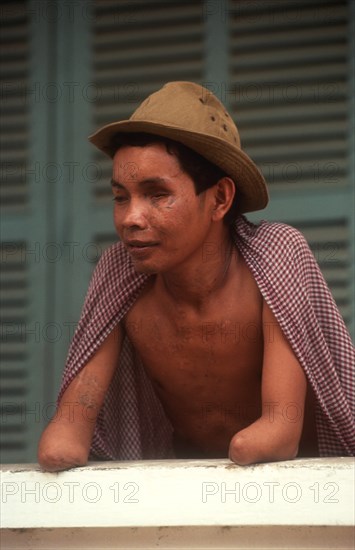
[155,228,238,311]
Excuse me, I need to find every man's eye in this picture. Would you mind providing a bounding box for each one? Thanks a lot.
[112,196,127,203]
[152,192,168,199]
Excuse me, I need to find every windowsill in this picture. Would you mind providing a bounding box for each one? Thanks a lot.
[1,457,354,549]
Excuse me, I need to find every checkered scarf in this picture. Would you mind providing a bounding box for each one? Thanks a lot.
[59,216,355,458]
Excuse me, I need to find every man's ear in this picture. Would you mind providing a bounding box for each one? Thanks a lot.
[211,177,236,221]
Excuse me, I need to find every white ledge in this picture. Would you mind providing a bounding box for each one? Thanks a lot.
[1,458,354,549]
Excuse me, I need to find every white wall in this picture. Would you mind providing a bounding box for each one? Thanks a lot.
[1,457,354,549]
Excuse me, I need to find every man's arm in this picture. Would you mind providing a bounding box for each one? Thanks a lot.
[37,323,123,471]
[229,301,307,465]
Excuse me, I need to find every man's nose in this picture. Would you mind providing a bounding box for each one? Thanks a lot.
[121,199,149,229]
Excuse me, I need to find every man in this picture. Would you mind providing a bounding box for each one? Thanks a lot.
[38,82,355,471]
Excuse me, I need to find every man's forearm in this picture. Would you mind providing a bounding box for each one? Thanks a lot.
[37,324,122,472]
[37,410,94,472]
[37,385,103,472]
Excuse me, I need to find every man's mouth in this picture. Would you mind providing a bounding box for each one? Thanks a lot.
[125,240,159,248]
[124,241,159,256]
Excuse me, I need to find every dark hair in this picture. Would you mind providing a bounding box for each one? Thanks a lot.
[111,132,238,224]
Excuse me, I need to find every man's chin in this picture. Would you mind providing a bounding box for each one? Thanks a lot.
[131,260,158,275]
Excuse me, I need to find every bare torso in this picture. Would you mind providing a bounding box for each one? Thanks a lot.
[124,252,318,458]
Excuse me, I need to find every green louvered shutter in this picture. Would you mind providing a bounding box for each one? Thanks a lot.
[0,0,60,463]
[0,1,32,462]
[90,0,205,249]
[229,0,354,335]
[0,0,47,462]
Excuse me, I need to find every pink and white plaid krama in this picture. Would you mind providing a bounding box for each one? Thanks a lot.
[58,216,355,459]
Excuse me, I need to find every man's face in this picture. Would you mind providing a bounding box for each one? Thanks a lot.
[111,142,216,274]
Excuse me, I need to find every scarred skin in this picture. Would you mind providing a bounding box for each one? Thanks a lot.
[38,143,318,471]
[37,325,122,472]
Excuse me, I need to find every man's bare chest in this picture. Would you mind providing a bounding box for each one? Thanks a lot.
[123,278,264,394]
